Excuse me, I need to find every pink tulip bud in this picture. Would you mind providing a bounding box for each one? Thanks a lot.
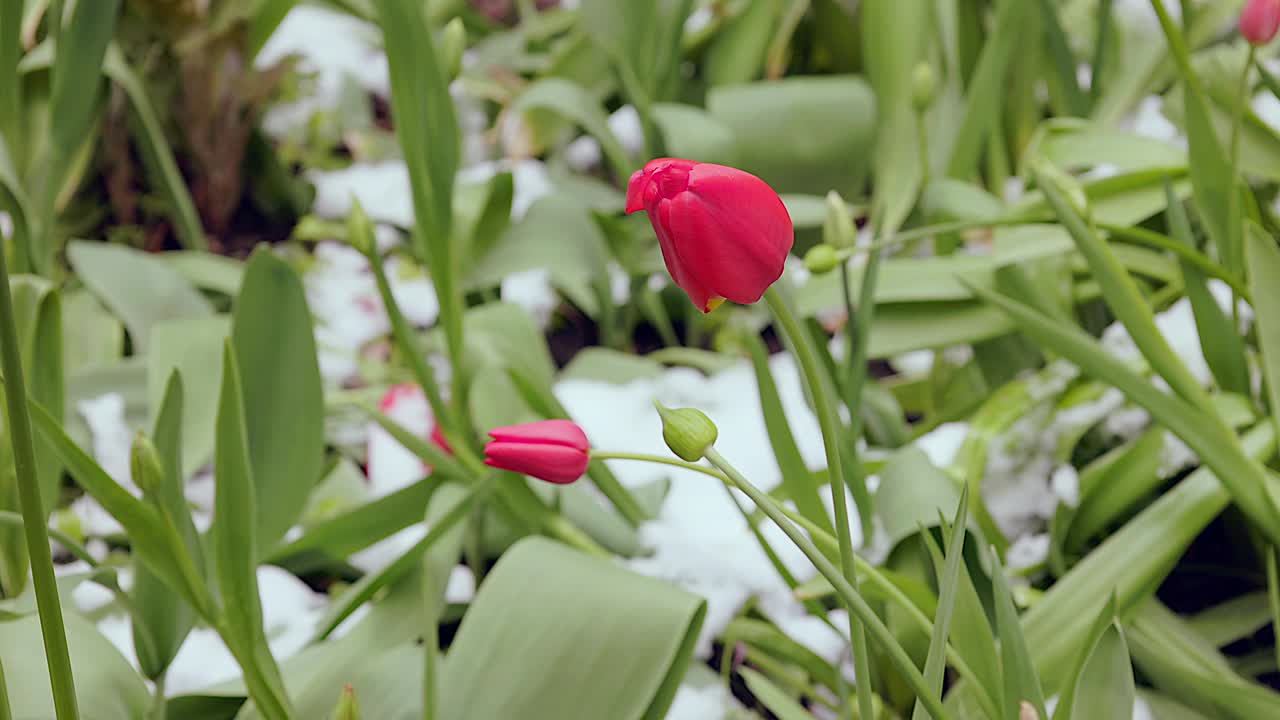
[1241,0,1280,45]
[625,158,794,313]
[429,422,453,456]
[483,419,590,484]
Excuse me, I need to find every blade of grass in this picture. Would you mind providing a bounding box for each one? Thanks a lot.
[1245,222,1280,448]
[0,0,22,153]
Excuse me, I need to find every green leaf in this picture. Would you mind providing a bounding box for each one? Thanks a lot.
[1069,622,1135,720]
[232,248,325,554]
[133,372,203,679]
[514,78,632,178]
[248,0,299,58]
[876,447,962,550]
[703,0,777,86]
[745,334,830,533]
[739,667,812,720]
[945,0,1036,179]
[578,0,690,104]
[651,103,738,166]
[1246,223,1280,448]
[990,550,1047,720]
[912,488,969,720]
[456,172,514,272]
[148,316,229,478]
[67,241,214,352]
[707,76,875,197]
[163,251,244,296]
[440,537,705,720]
[60,289,123,374]
[0,612,148,720]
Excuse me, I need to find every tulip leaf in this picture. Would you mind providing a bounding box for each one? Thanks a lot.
[514,78,632,179]
[707,76,875,197]
[147,315,229,479]
[440,537,706,720]
[1245,223,1280,448]
[231,248,325,555]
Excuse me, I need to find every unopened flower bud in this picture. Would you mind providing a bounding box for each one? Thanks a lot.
[346,198,376,257]
[655,402,718,462]
[1241,0,1280,46]
[130,432,165,500]
[332,684,360,720]
[912,62,936,113]
[804,244,840,275]
[440,17,467,80]
[823,190,857,250]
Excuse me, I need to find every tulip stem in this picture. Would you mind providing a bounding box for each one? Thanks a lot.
[591,449,1002,720]
[0,242,79,717]
[703,447,951,720]
[1226,43,1255,333]
[763,288,874,719]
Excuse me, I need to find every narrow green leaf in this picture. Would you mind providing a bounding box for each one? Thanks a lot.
[739,667,815,720]
[1050,594,1119,720]
[1035,0,1087,117]
[1071,622,1135,720]
[231,248,325,554]
[990,550,1047,720]
[1245,223,1280,448]
[420,483,472,720]
[1165,182,1248,395]
[247,0,299,59]
[514,78,632,179]
[912,488,969,720]
[0,0,22,152]
[744,334,830,532]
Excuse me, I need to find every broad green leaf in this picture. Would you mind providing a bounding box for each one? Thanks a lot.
[1187,593,1272,649]
[460,302,558,387]
[651,103,738,166]
[420,482,470,720]
[148,316,229,478]
[0,612,148,720]
[514,77,631,178]
[440,537,705,720]
[67,241,214,352]
[876,447,962,550]
[163,251,244,296]
[578,0,690,104]
[1069,622,1135,720]
[1066,429,1163,551]
[248,0,299,58]
[456,172,514,272]
[1050,595,1119,720]
[103,46,206,250]
[703,0,777,86]
[60,289,123,374]
[232,248,325,554]
[1245,223,1280,447]
[863,0,928,230]
[707,76,875,197]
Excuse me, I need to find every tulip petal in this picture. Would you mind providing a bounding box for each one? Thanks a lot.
[653,199,716,311]
[484,441,588,484]
[486,418,589,451]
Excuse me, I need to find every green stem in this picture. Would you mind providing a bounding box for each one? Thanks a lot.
[590,449,1001,720]
[1097,223,1250,300]
[0,243,77,717]
[1226,44,1255,333]
[763,288,874,720]
[704,447,952,720]
[839,262,877,539]
[146,673,166,720]
[220,629,292,720]
[0,654,10,720]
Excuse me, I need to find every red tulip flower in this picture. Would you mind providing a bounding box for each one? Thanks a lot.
[625,158,794,312]
[430,422,453,456]
[483,419,590,484]
[1242,0,1280,45]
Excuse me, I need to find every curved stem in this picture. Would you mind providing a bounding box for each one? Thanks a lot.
[764,288,875,716]
[591,449,1001,719]
[1227,44,1256,330]
[1097,223,1250,300]
[0,245,77,717]
[705,447,952,720]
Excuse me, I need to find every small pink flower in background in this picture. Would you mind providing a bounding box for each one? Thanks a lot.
[625,158,794,312]
[1241,0,1280,45]
[483,419,590,484]
[430,422,452,456]
[368,384,450,495]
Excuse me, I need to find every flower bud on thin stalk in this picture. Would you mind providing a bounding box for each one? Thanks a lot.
[911,61,937,113]
[1241,0,1280,45]
[654,402,718,462]
[804,244,841,275]
[483,419,590,484]
[824,190,857,250]
[440,17,467,80]
[130,431,166,501]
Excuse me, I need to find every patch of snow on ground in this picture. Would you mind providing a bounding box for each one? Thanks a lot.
[256,6,390,137]
[665,682,741,720]
[310,162,414,227]
[556,354,828,655]
[367,384,434,496]
[501,268,559,327]
[1122,96,1183,146]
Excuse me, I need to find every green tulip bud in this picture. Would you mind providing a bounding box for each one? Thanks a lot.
[440,17,466,81]
[912,62,936,113]
[346,198,376,257]
[823,190,857,250]
[655,402,718,462]
[804,244,841,275]
[331,684,360,720]
[130,432,165,501]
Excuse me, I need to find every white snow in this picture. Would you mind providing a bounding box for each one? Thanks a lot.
[309,163,414,228]
[256,6,390,137]
[917,422,969,468]
[665,682,740,720]
[565,105,645,171]
[1122,96,1183,146]
[556,354,830,656]
[500,268,559,327]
